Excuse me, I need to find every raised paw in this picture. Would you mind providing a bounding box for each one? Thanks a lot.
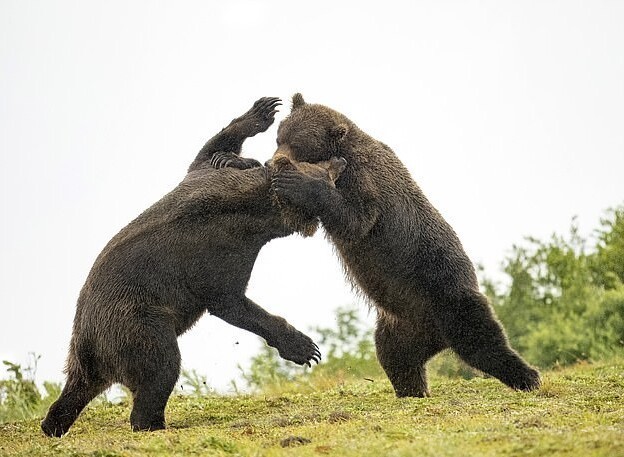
[235,97,282,137]
[210,151,262,170]
[275,330,321,367]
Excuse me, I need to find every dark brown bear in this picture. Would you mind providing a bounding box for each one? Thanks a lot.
[271,93,541,398]
[41,97,346,437]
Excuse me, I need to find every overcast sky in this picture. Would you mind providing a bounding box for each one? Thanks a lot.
[1,1,623,391]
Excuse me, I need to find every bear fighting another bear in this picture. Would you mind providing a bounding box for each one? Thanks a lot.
[271,93,541,398]
[41,97,347,437]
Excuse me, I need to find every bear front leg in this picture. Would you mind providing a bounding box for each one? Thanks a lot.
[188,97,281,172]
[272,169,378,241]
[124,325,181,432]
[210,296,321,367]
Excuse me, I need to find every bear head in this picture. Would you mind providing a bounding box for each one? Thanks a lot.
[273,93,352,164]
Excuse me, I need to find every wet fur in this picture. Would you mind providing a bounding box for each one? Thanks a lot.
[41,98,344,437]
[271,93,541,398]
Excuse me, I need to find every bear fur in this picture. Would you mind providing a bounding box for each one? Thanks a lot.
[41,97,345,437]
[271,93,541,397]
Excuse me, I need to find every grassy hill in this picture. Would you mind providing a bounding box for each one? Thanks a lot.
[1,359,622,456]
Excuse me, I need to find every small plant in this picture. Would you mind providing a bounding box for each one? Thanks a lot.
[239,342,304,391]
[309,306,382,381]
[177,368,214,397]
[0,354,61,423]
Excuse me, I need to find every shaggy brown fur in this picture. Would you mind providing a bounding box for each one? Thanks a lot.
[42,97,345,437]
[271,93,541,398]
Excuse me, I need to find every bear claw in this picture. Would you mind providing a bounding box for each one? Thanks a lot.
[210,152,262,170]
[275,331,322,366]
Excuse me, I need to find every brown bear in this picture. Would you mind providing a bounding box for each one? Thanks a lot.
[271,93,541,397]
[41,97,346,437]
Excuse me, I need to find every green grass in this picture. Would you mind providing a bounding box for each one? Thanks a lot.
[1,360,623,457]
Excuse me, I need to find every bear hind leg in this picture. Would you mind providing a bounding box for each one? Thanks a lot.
[375,311,447,398]
[125,331,181,432]
[435,291,541,391]
[41,374,109,437]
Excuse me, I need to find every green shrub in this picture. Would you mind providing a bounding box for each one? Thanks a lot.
[490,206,624,368]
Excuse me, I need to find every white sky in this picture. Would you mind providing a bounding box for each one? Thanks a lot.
[1,1,623,391]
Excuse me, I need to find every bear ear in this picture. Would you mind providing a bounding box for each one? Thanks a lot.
[327,157,347,181]
[291,93,306,110]
[330,124,349,142]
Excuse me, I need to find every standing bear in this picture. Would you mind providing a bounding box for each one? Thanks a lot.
[271,93,541,397]
[42,97,347,437]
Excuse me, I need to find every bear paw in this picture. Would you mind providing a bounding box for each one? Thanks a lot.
[274,331,321,367]
[236,96,281,137]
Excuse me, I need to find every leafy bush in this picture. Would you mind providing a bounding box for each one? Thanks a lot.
[490,206,624,367]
